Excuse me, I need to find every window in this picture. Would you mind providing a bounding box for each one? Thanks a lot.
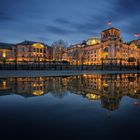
[2,52,6,58]
[22,47,25,52]
[29,48,32,52]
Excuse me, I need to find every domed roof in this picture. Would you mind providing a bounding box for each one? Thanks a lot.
[87,37,100,45]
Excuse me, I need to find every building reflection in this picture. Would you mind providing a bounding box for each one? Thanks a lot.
[0,74,140,110]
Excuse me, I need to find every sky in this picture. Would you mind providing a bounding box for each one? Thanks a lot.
[0,0,140,45]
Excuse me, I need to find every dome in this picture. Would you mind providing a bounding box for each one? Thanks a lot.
[87,37,100,45]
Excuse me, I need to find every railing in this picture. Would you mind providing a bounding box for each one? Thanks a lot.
[0,63,139,70]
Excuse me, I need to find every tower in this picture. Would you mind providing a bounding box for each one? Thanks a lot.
[101,27,121,42]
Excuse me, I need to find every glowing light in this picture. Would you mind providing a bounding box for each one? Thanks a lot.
[33,90,44,96]
[103,82,108,87]
[102,52,108,57]
[2,52,6,58]
[32,43,44,48]
[86,94,100,100]
[2,81,7,89]
[87,37,100,45]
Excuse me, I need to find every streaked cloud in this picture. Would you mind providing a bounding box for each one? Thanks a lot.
[0,0,140,45]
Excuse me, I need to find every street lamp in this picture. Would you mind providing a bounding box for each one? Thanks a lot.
[81,41,87,70]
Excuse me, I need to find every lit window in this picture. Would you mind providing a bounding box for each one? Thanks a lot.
[2,52,6,58]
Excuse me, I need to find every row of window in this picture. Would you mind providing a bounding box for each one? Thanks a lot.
[20,54,46,57]
[87,58,97,61]
[85,50,97,55]
[87,55,97,58]
[13,48,47,53]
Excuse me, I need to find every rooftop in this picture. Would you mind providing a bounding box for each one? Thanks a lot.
[17,40,44,45]
[101,27,120,33]
[0,42,14,49]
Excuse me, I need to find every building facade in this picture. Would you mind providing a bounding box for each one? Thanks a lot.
[0,27,140,65]
[0,43,13,63]
[0,41,53,63]
[66,27,140,65]
[12,41,53,63]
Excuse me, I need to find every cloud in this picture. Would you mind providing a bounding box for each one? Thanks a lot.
[116,0,140,16]
[0,0,140,44]
[0,12,15,22]
[54,18,72,25]
[46,25,74,35]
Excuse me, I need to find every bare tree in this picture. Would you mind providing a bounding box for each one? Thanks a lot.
[52,40,68,61]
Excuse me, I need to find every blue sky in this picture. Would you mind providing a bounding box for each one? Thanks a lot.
[0,0,140,45]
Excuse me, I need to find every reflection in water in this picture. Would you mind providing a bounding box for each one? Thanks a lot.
[0,74,140,111]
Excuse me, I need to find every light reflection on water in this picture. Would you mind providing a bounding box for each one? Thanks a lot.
[0,74,140,111]
[0,74,140,139]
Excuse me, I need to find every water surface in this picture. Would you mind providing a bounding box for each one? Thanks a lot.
[0,74,140,139]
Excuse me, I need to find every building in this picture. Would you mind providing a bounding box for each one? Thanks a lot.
[66,27,140,65]
[66,44,83,65]
[52,45,66,61]
[0,27,140,65]
[130,39,140,47]
[12,41,52,63]
[0,43,14,63]
[0,41,53,64]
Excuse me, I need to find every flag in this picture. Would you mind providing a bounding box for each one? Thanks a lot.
[134,33,140,37]
[107,21,112,26]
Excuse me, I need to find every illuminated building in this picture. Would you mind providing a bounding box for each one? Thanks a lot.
[130,39,140,47]
[0,43,13,63]
[66,44,83,65]
[52,46,66,61]
[87,37,100,46]
[66,27,140,65]
[0,27,140,65]
[12,41,53,63]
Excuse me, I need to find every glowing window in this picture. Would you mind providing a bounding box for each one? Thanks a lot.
[2,52,6,58]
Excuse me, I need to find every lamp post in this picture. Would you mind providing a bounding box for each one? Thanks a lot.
[14,47,18,70]
[137,59,140,70]
[37,56,40,70]
[101,58,104,70]
[81,41,87,70]
[119,58,122,70]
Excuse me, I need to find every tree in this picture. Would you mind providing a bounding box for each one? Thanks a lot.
[51,40,68,61]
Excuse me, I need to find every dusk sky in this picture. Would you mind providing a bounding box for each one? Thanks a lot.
[0,0,140,45]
